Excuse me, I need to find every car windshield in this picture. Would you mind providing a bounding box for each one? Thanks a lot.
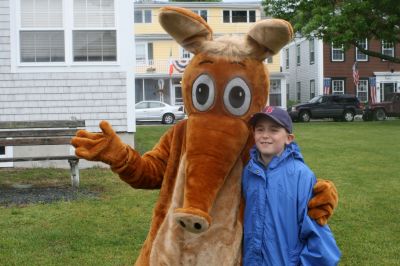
[308,96,322,103]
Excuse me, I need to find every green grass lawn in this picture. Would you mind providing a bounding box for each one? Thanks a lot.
[1,120,399,265]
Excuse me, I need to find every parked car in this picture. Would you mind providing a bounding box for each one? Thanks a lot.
[362,92,400,121]
[135,101,185,124]
[289,94,363,122]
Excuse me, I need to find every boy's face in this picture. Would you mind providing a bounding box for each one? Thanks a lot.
[253,117,294,161]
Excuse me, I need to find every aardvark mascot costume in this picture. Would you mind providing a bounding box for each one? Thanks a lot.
[72,7,338,266]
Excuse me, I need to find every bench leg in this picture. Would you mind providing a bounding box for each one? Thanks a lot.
[68,159,80,188]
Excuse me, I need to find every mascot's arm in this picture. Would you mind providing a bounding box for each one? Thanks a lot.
[71,120,171,189]
[308,179,339,225]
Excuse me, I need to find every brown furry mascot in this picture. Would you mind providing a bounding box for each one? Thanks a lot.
[72,7,338,265]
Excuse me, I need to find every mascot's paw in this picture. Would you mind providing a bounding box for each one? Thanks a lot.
[71,120,128,167]
[308,179,338,226]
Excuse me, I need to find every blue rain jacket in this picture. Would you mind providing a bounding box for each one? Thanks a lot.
[242,142,341,266]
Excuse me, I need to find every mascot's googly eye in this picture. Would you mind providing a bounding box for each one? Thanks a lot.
[223,77,251,116]
[192,74,215,112]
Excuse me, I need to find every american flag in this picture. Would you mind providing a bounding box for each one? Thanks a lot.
[323,78,331,95]
[352,62,360,86]
[369,77,377,104]
[172,59,190,73]
[168,49,174,76]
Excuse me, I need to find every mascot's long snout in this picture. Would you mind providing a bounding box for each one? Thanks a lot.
[173,114,249,233]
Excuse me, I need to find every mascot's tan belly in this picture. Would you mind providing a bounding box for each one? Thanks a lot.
[149,154,243,266]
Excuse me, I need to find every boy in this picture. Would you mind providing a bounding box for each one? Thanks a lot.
[242,106,341,266]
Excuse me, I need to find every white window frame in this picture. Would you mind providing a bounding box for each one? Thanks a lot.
[382,40,394,60]
[134,9,152,24]
[191,9,207,22]
[309,38,315,64]
[332,79,345,94]
[11,0,123,71]
[296,44,301,66]
[136,42,153,65]
[222,10,257,23]
[331,43,344,61]
[356,38,368,61]
[357,79,369,103]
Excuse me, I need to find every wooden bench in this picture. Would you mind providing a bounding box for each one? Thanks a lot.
[0,120,85,187]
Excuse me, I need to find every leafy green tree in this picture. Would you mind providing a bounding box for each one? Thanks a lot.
[263,0,400,63]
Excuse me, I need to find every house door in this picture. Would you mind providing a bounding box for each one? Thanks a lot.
[382,83,396,101]
[174,85,183,105]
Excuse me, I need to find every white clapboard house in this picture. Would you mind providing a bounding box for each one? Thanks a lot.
[0,0,135,168]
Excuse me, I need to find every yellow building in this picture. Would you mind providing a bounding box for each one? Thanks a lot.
[134,1,288,108]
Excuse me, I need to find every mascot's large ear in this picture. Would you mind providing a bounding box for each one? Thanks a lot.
[246,19,294,61]
[159,6,213,54]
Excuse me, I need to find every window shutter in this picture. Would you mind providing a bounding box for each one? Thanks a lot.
[21,0,63,28]
[147,43,153,61]
[74,0,115,28]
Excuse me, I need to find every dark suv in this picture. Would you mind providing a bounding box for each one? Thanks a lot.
[289,94,363,122]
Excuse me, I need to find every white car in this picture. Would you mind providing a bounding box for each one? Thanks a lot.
[135,101,186,124]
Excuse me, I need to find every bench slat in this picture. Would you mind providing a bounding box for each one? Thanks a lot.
[0,137,73,146]
[0,120,85,129]
[0,156,78,163]
[0,129,78,138]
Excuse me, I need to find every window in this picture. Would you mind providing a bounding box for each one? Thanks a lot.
[331,43,344,61]
[20,0,65,62]
[135,102,148,109]
[136,42,153,65]
[269,79,281,106]
[192,9,207,22]
[357,79,368,102]
[332,79,345,94]
[73,0,116,62]
[309,38,315,64]
[223,10,256,23]
[149,102,164,108]
[382,40,394,59]
[180,47,192,59]
[296,44,301,66]
[0,146,5,155]
[356,39,368,61]
[18,0,117,64]
[310,80,315,99]
[134,9,151,23]
[285,48,289,69]
[296,82,301,101]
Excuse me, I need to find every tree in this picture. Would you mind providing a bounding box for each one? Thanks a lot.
[263,0,400,63]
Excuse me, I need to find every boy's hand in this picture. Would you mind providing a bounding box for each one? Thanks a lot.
[71,120,128,168]
[308,179,338,225]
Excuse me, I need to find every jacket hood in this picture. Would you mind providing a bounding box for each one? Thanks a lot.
[250,142,304,170]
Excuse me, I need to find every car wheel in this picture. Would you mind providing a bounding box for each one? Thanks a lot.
[343,110,354,122]
[299,111,311,122]
[162,113,175,124]
[373,109,386,121]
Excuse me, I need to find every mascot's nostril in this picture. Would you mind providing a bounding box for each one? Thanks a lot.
[179,220,186,228]
[194,223,202,230]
